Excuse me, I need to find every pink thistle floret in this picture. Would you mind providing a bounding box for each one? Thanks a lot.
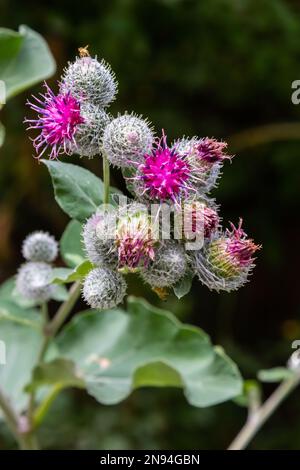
[116,209,156,269]
[25,82,84,160]
[183,202,219,240]
[195,138,230,164]
[202,206,220,238]
[117,236,155,269]
[138,133,191,202]
[225,219,261,268]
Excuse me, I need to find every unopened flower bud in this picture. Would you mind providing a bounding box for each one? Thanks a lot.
[82,267,126,309]
[102,113,154,168]
[22,231,58,263]
[60,56,118,107]
[71,103,110,158]
[83,212,118,268]
[16,262,54,303]
[141,241,188,288]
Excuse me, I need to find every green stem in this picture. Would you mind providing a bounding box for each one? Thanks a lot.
[0,387,20,440]
[103,153,110,205]
[46,281,82,337]
[33,384,64,429]
[19,432,39,450]
[0,387,37,449]
[27,282,81,439]
[228,372,300,450]
[41,302,48,323]
[36,302,50,363]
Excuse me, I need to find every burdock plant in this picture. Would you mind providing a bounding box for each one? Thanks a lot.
[1,45,295,453]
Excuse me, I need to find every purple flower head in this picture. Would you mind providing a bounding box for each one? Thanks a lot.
[203,206,220,238]
[25,82,84,160]
[136,132,191,202]
[195,138,230,164]
[181,200,219,240]
[225,219,261,268]
[116,207,156,269]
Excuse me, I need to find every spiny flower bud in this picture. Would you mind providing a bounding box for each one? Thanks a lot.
[102,113,154,168]
[82,267,126,310]
[172,137,232,194]
[140,241,188,288]
[192,219,261,292]
[71,103,110,158]
[16,262,54,303]
[83,212,118,268]
[60,56,118,107]
[116,203,156,269]
[22,231,58,263]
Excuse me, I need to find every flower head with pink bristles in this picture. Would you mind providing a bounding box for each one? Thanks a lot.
[173,136,232,194]
[23,51,261,305]
[116,204,156,270]
[25,83,84,160]
[192,219,261,292]
[129,131,209,204]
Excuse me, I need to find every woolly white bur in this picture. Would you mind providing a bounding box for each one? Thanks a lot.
[60,56,118,107]
[71,103,110,158]
[141,241,188,288]
[82,213,118,268]
[16,261,54,303]
[82,267,127,309]
[102,113,154,168]
[22,231,58,263]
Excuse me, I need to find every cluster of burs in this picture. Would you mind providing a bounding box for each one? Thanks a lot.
[21,53,260,309]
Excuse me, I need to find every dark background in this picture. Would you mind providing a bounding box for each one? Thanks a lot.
[1,0,300,450]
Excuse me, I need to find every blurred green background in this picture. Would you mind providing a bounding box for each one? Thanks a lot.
[1,0,300,450]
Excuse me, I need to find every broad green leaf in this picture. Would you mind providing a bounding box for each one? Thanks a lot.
[51,268,73,284]
[0,299,41,329]
[0,277,38,309]
[134,361,182,387]
[0,278,17,301]
[43,160,104,222]
[0,307,43,413]
[51,260,93,284]
[26,358,84,393]
[51,284,69,302]
[0,28,23,67]
[258,367,294,383]
[60,220,85,268]
[0,122,5,147]
[173,272,194,299]
[56,296,242,407]
[0,25,56,99]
